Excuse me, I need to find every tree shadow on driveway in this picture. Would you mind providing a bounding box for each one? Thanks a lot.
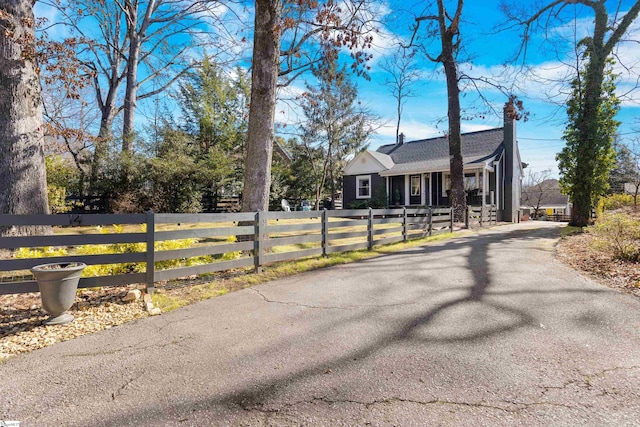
[96,223,619,423]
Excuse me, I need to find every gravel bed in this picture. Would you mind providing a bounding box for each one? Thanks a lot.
[0,285,148,361]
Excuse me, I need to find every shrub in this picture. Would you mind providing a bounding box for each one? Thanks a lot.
[16,225,205,276]
[349,187,387,209]
[602,193,635,211]
[590,213,640,262]
[47,185,73,214]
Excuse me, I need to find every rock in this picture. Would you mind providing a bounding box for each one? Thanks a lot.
[30,304,38,310]
[122,289,142,302]
[143,293,152,304]
[148,307,162,316]
[145,302,154,312]
[77,301,90,310]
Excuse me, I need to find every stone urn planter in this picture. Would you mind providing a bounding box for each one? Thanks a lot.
[30,262,86,325]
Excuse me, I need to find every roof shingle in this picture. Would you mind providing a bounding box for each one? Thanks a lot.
[377,127,504,166]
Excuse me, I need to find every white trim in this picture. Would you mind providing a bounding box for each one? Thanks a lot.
[356,175,372,199]
[404,175,410,206]
[386,176,389,205]
[421,174,426,205]
[344,151,393,175]
[482,169,486,208]
[428,173,432,205]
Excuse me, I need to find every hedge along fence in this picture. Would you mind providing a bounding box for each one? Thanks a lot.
[0,207,453,296]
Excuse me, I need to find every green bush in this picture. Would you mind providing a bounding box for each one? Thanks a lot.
[590,213,640,262]
[602,193,635,211]
[47,185,73,214]
[349,187,387,209]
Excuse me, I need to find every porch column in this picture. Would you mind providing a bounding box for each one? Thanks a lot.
[482,169,486,209]
[404,175,410,206]
[421,173,426,205]
[386,176,389,206]
[496,164,500,209]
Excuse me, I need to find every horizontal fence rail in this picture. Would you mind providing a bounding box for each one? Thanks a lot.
[465,205,497,229]
[0,206,469,295]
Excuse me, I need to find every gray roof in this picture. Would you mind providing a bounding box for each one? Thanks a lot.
[377,128,504,174]
[521,179,569,207]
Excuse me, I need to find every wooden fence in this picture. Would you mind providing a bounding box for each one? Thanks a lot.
[465,205,497,228]
[0,207,453,295]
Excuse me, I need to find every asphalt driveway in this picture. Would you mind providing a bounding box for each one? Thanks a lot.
[1,221,640,426]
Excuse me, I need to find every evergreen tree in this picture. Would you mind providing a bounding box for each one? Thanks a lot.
[300,51,376,209]
[177,56,250,202]
[557,60,620,219]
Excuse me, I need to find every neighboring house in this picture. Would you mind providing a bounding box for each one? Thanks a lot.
[343,104,525,222]
[520,179,571,219]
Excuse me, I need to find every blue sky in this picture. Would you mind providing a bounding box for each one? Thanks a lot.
[35,0,640,180]
[276,0,640,179]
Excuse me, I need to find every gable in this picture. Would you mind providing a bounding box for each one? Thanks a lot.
[344,151,393,175]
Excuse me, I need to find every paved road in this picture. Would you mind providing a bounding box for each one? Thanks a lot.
[2,221,640,426]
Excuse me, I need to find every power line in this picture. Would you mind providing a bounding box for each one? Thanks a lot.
[520,144,564,150]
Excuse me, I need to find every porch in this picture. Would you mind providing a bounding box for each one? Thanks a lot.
[383,168,498,209]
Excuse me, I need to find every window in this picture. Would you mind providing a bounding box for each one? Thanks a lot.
[443,174,451,193]
[444,171,483,193]
[356,175,371,199]
[464,173,477,191]
[411,175,421,196]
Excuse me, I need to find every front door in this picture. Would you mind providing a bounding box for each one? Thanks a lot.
[390,176,404,206]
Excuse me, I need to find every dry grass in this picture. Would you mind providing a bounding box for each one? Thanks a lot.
[556,223,640,298]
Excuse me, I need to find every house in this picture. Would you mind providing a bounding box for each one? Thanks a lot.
[343,104,524,222]
[520,178,571,219]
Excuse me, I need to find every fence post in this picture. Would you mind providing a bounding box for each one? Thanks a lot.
[479,207,484,227]
[403,206,407,242]
[429,207,433,236]
[322,208,328,257]
[254,210,263,274]
[145,211,155,295]
[367,207,373,250]
[465,206,470,229]
[449,207,453,233]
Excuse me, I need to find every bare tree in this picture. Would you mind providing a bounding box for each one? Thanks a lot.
[47,0,237,194]
[242,0,378,213]
[0,0,50,236]
[118,0,233,152]
[612,139,640,208]
[521,169,554,219]
[381,48,421,144]
[408,0,466,221]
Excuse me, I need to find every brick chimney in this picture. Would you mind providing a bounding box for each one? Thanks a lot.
[503,100,519,222]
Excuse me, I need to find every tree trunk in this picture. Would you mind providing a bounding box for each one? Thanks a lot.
[241,0,282,213]
[123,6,140,153]
[122,35,140,153]
[0,0,50,236]
[438,0,466,222]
